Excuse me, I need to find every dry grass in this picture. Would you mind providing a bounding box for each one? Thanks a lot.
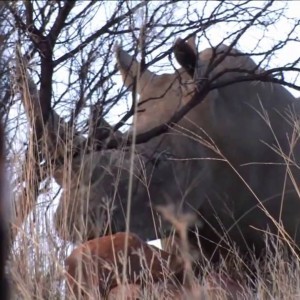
[9,225,300,300]
[8,162,300,300]
[6,123,300,300]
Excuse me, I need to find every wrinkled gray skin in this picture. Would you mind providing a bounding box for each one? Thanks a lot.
[54,37,300,263]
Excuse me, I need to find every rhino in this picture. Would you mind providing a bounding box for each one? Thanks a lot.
[17,36,300,265]
[107,38,300,262]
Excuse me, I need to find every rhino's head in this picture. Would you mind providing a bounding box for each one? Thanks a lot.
[53,38,205,243]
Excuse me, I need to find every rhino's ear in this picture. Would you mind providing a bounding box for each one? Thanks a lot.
[186,35,198,54]
[173,38,198,78]
[115,43,153,92]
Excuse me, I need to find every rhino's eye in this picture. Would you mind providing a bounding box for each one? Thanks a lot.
[152,150,176,167]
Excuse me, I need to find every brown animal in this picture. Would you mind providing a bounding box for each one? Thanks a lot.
[66,231,246,299]
[65,232,183,298]
[17,36,300,268]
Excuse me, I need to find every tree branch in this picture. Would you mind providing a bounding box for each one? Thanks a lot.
[53,2,147,66]
[47,0,75,47]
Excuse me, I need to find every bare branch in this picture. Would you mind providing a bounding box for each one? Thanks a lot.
[47,0,75,47]
[54,2,147,66]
